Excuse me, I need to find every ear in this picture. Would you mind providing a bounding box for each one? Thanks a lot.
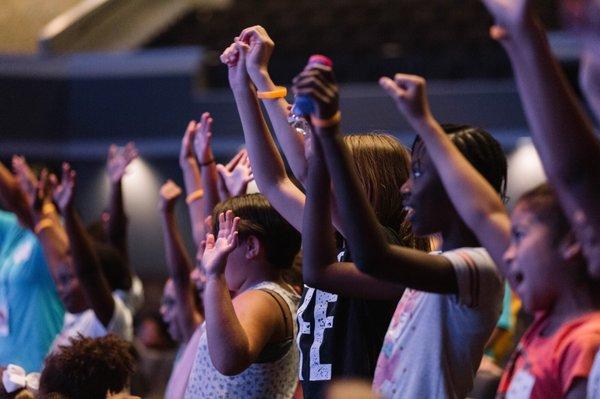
[559,230,583,263]
[244,235,261,260]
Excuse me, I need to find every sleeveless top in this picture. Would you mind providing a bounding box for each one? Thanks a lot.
[184,281,300,398]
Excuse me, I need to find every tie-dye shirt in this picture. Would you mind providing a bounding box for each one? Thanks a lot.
[373,247,503,399]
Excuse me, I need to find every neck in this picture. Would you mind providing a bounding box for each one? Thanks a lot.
[440,219,479,252]
[235,262,283,295]
[544,284,597,335]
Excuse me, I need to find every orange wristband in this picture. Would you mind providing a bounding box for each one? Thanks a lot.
[310,111,341,128]
[34,218,54,235]
[42,202,56,216]
[186,189,204,204]
[257,86,287,100]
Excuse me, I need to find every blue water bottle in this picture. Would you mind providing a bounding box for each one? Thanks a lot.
[292,54,333,116]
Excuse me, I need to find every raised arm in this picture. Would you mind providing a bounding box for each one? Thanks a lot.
[240,25,309,183]
[482,0,600,268]
[223,40,306,231]
[179,114,220,245]
[293,65,457,294]
[202,211,281,375]
[106,142,138,264]
[379,74,511,273]
[30,170,70,280]
[0,162,33,228]
[158,180,202,342]
[302,124,406,299]
[215,149,254,199]
[12,156,64,239]
[55,163,115,327]
[191,113,220,231]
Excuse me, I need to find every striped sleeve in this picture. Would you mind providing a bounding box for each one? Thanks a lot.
[441,247,503,309]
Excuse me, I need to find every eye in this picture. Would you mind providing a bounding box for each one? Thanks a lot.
[412,160,422,178]
[512,229,524,243]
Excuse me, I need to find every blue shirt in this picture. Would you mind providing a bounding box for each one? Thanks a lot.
[0,211,64,371]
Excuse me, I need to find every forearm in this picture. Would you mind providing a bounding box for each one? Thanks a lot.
[504,18,600,183]
[181,161,209,244]
[160,211,202,339]
[64,207,114,325]
[302,139,338,286]
[204,274,251,375]
[199,158,220,221]
[160,210,194,285]
[231,84,305,231]
[34,213,70,276]
[107,180,129,260]
[252,70,308,183]
[318,131,390,269]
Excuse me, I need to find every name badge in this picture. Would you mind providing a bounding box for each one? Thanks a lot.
[506,369,535,399]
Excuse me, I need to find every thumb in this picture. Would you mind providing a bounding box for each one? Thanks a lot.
[490,25,509,42]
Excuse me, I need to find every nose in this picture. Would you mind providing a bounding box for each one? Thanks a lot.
[401,178,412,203]
[159,304,167,318]
[503,242,516,268]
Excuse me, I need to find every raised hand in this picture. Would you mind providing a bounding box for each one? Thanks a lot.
[107,142,138,183]
[52,163,77,214]
[192,112,214,164]
[220,39,252,89]
[292,64,339,121]
[179,120,198,169]
[11,155,38,207]
[480,0,533,41]
[216,149,254,197]
[201,210,239,276]
[238,25,275,81]
[158,179,182,213]
[33,168,53,214]
[379,74,432,124]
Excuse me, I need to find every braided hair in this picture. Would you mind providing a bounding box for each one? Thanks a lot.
[411,124,508,199]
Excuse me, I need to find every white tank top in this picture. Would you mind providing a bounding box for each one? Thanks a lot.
[184,281,300,399]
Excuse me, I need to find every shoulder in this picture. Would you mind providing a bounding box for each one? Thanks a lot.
[441,247,503,308]
[557,313,600,352]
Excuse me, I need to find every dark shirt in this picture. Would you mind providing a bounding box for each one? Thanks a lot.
[297,227,402,399]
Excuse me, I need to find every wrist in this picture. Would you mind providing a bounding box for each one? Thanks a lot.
[250,69,275,92]
[230,81,255,95]
[206,269,226,281]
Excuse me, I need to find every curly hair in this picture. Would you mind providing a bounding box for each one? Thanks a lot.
[38,335,135,399]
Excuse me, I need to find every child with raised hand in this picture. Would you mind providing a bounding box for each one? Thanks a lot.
[157,179,203,399]
[49,163,133,351]
[480,0,600,281]
[184,195,301,398]
[379,72,600,398]
[222,32,430,399]
[293,65,505,398]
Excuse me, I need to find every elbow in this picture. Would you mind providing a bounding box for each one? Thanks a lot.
[211,355,250,376]
[302,268,324,289]
[352,250,384,275]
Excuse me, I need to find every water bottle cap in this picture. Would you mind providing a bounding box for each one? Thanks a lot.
[308,54,333,66]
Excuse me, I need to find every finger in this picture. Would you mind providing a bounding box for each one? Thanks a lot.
[228,231,239,248]
[293,87,331,105]
[230,216,240,235]
[379,76,405,99]
[225,150,244,171]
